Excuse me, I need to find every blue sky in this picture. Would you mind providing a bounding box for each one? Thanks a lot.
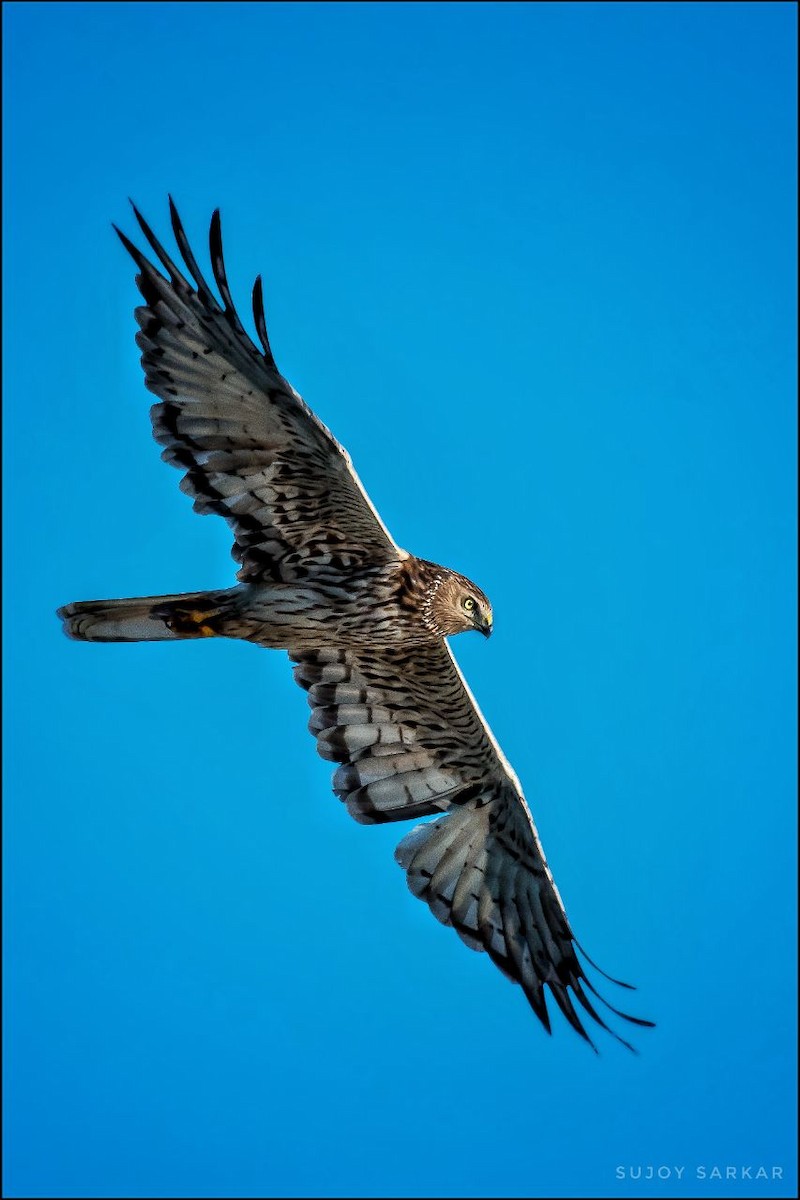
[3,3,797,1197]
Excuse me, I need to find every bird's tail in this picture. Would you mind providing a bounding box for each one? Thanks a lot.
[57,589,233,643]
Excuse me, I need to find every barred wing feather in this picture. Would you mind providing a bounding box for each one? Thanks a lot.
[292,641,653,1049]
[116,201,400,583]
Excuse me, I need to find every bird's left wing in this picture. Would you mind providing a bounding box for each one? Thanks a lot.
[116,201,401,583]
[291,641,653,1049]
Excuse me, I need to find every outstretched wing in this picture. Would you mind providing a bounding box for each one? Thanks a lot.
[292,641,653,1050]
[116,201,401,583]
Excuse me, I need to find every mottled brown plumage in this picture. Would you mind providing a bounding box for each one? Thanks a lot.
[56,201,652,1050]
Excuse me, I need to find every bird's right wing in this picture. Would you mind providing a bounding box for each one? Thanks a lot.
[291,641,653,1049]
[116,201,401,584]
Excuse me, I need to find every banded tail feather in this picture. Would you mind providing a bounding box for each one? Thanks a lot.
[57,589,232,643]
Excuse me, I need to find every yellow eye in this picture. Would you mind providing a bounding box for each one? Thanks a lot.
[463,597,476,612]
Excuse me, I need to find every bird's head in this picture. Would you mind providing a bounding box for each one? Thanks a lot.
[422,566,494,639]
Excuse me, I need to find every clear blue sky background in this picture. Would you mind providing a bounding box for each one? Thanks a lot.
[3,3,797,1198]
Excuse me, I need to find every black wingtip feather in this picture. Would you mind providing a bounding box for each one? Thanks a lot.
[549,984,598,1052]
[252,275,276,367]
[209,211,279,368]
[113,223,155,275]
[574,939,636,989]
[168,197,217,305]
[208,208,240,324]
[128,200,188,287]
[582,976,655,1028]
[571,979,638,1053]
[208,209,224,295]
[523,983,552,1034]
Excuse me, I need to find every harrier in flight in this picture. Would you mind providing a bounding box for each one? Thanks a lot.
[58,201,652,1050]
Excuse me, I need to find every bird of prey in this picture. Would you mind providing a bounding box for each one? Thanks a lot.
[57,201,652,1050]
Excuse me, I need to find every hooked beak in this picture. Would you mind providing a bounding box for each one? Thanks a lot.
[478,612,493,639]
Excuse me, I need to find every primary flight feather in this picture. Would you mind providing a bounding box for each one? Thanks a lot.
[58,200,652,1050]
